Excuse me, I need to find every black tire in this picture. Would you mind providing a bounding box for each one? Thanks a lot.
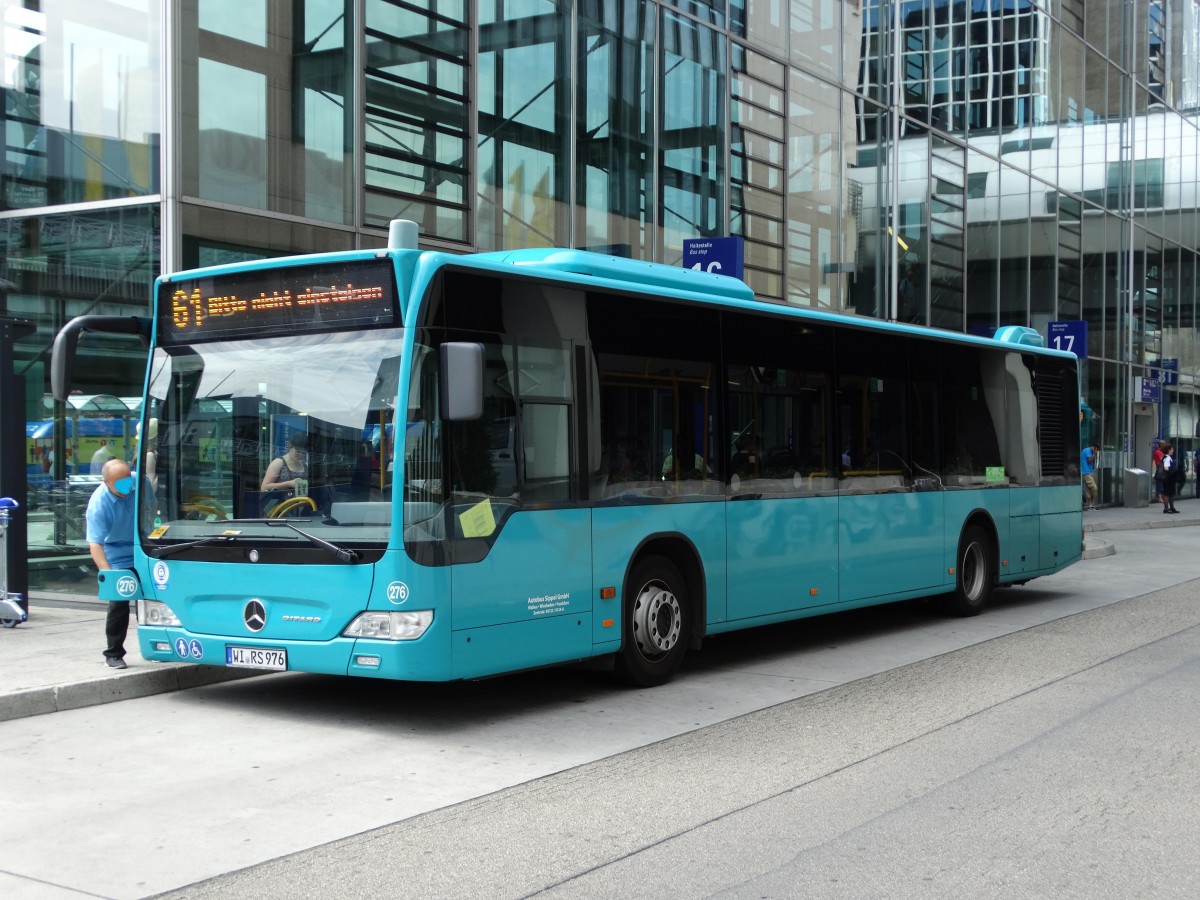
[939,524,994,617]
[614,555,689,687]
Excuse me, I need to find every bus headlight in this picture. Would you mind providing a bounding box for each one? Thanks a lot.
[343,610,433,641]
[138,599,181,627]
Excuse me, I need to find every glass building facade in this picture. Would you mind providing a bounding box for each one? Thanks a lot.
[3,0,1200,591]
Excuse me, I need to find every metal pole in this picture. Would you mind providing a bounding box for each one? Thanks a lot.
[888,0,901,322]
[0,317,35,613]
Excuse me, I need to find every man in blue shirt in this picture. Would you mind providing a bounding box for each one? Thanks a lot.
[1080,444,1099,510]
[86,458,137,668]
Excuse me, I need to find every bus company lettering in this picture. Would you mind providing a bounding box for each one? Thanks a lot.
[528,592,570,615]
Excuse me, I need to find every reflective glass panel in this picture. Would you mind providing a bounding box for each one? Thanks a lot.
[659,10,725,258]
[182,1,352,224]
[476,1,569,251]
[576,0,654,257]
[787,69,843,309]
[199,0,266,45]
[1,0,160,210]
[790,0,839,82]
[364,0,468,239]
[0,204,157,590]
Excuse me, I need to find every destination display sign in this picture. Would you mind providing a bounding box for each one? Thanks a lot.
[157,259,398,344]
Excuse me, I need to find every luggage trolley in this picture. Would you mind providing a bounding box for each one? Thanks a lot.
[0,497,26,627]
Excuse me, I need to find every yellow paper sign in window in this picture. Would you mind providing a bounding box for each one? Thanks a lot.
[458,498,496,538]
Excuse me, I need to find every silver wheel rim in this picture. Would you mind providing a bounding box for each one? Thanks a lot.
[632,581,682,658]
[961,541,986,601]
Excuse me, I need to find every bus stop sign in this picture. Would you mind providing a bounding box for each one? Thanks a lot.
[1047,320,1088,359]
[683,236,744,279]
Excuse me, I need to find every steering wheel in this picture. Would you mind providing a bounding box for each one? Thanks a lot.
[269,496,317,518]
[182,497,228,520]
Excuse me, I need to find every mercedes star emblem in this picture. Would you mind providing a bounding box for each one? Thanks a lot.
[243,599,266,632]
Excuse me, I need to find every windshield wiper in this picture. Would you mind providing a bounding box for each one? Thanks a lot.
[265,519,359,563]
[150,534,240,559]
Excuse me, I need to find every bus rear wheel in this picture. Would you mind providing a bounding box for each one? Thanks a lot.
[615,556,689,687]
[940,524,994,617]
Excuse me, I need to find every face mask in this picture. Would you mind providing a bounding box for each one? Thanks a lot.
[113,476,134,495]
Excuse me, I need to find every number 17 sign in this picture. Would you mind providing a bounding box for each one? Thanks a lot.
[1047,321,1088,359]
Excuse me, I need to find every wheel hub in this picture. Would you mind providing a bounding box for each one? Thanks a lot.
[962,541,985,599]
[632,583,682,657]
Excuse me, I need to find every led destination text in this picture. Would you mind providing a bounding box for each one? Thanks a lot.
[171,284,385,330]
[155,258,398,343]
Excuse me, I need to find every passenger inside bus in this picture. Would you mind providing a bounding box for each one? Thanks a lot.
[731,432,762,478]
[261,433,309,496]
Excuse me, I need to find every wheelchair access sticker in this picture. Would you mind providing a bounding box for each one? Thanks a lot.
[174,638,203,659]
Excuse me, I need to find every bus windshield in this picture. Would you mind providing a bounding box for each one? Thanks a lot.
[142,328,403,551]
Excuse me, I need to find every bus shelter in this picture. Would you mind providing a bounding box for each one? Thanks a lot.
[27,394,141,554]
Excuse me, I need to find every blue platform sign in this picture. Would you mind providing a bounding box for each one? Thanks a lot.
[1047,320,1088,359]
[1141,377,1161,403]
[1159,358,1179,386]
[682,236,744,280]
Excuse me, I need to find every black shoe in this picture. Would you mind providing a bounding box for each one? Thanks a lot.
[105,657,127,669]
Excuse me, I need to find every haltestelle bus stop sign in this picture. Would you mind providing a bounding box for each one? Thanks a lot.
[682,236,744,280]
[1047,320,1088,359]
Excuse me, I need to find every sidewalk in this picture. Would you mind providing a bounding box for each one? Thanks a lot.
[1,497,1197,723]
[0,600,259,723]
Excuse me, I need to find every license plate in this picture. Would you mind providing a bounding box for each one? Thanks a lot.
[226,646,287,670]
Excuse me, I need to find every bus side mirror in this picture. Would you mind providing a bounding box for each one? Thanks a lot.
[50,324,81,402]
[51,315,151,402]
[440,342,484,421]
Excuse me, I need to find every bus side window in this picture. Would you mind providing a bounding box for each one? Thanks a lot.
[835,331,908,489]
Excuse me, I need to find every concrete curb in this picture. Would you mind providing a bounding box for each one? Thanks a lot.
[0,664,262,723]
[1082,538,1116,560]
[1085,513,1200,534]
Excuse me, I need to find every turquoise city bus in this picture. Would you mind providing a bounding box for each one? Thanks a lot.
[52,222,1082,687]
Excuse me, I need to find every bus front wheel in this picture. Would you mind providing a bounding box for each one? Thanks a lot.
[615,556,689,687]
[940,524,994,617]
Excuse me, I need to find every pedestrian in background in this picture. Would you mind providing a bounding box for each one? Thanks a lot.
[1159,443,1179,515]
[1081,444,1099,510]
[1152,439,1165,507]
[85,458,136,668]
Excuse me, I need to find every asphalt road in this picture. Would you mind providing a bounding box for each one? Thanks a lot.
[154,578,1200,899]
